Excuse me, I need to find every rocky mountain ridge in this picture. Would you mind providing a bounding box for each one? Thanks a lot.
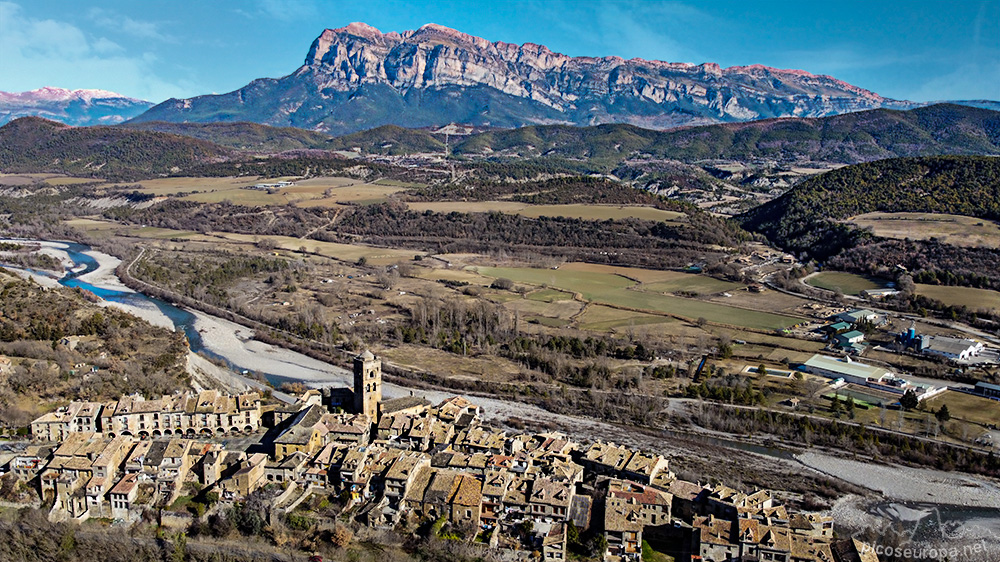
[132,22,911,134]
[0,87,153,126]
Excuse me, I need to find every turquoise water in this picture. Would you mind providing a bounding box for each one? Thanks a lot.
[1,241,284,381]
[54,242,209,356]
[47,243,302,388]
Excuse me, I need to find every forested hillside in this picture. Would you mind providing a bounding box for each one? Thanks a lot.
[325,124,448,155]
[740,155,1000,292]
[121,121,335,152]
[318,104,1000,170]
[740,155,1000,257]
[0,117,231,181]
[0,270,189,427]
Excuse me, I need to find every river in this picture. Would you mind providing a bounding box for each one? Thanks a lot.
[3,239,342,389]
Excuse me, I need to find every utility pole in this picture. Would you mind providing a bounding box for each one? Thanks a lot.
[444,131,457,182]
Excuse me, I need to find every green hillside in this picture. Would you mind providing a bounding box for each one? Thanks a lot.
[320,104,1000,171]
[120,121,334,152]
[0,117,232,181]
[324,124,447,155]
[454,104,1000,168]
[739,155,1000,259]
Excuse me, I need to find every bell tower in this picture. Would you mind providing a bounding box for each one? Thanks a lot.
[353,350,381,419]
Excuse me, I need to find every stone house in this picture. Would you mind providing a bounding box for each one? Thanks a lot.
[527,477,574,523]
[109,472,139,520]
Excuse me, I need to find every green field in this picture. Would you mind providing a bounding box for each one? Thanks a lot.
[526,288,575,302]
[503,297,584,319]
[916,284,1000,313]
[642,273,742,295]
[924,390,1000,426]
[805,272,885,296]
[576,305,679,331]
[473,266,801,330]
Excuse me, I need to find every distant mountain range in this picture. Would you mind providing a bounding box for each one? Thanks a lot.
[0,87,153,126]
[131,22,916,135]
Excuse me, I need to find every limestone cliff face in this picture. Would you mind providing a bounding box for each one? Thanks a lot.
[134,23,908,134]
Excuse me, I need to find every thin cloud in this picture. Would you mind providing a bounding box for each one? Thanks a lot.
[255,0,318,22]
[908,61,1000,101]
[523,0,710,63]
[0,1,196,101]
[87,7,175,43]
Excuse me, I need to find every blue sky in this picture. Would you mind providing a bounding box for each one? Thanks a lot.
[1,0,997,103]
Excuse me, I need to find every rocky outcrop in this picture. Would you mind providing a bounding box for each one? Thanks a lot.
[133,22,910,134]
[0,87,153,126]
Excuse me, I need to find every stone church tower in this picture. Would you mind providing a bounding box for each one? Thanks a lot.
[353,350,382,419]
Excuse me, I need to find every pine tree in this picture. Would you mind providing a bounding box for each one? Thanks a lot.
[935,404,951,423]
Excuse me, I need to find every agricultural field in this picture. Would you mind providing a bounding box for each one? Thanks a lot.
[805,271,886,296]
[213,233,419,265]
[706,289,810,316]
[405,201,685,222]
[640,272,742,295]
[557,262,698,284]
[848,212,1000,249]
[372,178,425,188]
[413,267,489,285]
[526,288,575,302]
[473,264,802,330]
[45,176,100,186]
[291,177,408,206]
[1,172,101,185]
[502,295,584,321]
[64,217,122,234]
[118,176,404,207]
[916,284,1000,313]
[119,176,263,195]
[129,227,203,240]
[575,305,679,332]
[923,391,1000,426]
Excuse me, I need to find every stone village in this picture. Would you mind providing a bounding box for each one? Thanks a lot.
[3,351,861,562]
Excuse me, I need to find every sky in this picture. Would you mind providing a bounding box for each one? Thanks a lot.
[1,0,998,104]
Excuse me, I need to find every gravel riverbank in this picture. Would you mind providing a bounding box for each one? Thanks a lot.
[798,452,1000,508]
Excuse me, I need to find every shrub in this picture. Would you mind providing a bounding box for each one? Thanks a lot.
[490,278,514,291]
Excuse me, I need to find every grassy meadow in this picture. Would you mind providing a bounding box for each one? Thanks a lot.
[916,284,1000,313]
[805,272,885,296]
[473,264,801,330]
